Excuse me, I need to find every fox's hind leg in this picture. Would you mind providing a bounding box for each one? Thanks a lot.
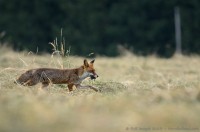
[41,82,49,89]
[15,79,37,86]
[25,79,38,86]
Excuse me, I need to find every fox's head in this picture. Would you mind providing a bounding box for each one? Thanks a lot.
[83,59,99,80]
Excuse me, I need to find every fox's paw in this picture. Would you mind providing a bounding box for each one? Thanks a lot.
[90,86,99,92]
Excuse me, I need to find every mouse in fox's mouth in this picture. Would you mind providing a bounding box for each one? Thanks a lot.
[90,74,98,80]
[90,75,96,80]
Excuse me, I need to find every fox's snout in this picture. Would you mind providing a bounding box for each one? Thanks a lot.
[90,74,99,80]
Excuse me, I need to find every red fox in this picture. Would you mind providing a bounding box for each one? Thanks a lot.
[15,59,99,92]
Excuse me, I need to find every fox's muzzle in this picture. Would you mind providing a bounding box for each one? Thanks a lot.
[90,74,99,80]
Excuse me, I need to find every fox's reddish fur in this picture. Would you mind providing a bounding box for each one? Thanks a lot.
[15,59,98,92]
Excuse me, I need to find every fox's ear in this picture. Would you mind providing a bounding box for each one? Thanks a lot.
[84,59,89,67]
[90,59,95,64]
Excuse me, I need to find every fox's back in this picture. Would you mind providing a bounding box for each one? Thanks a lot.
[33,68,73,82]
[22,68,76,83]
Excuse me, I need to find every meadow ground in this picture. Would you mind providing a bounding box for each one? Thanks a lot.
[0,46,200,132]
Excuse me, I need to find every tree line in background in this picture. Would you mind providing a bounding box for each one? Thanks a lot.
[0,0,200,57]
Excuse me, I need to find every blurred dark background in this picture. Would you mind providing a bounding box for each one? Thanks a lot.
[0,0,200,57]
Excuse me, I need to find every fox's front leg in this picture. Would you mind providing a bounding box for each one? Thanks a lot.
[67,84,74,92]
[75,84,98,92]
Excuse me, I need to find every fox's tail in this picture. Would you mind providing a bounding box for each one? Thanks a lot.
[14,70,32,85]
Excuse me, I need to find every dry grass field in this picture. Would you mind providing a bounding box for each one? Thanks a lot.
[0,46,200,132]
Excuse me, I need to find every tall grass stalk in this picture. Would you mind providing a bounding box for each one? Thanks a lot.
[49,29,71,69]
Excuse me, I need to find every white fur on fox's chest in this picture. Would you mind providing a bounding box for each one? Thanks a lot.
[74,71,93,84]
